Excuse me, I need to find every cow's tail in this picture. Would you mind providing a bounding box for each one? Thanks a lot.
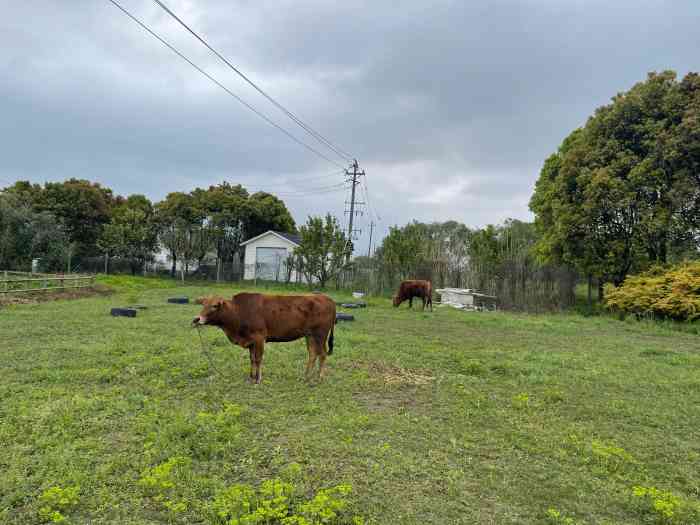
[327,322,335,355]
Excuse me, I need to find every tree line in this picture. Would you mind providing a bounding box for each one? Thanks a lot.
[0,178,355,287]
[353,218,575,310]
[0,180,295,276]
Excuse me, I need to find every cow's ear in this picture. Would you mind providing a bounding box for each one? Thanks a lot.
[195,297,207,305]
[212,298,224,309]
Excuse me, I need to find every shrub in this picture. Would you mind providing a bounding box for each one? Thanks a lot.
[604,262,700,321]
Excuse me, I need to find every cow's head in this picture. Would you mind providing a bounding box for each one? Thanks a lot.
[192,296,226,326]
[392,295,401,307]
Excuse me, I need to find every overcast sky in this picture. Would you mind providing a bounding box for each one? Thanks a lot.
[2,1,699,250]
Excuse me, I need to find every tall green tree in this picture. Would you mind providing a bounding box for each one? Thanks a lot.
[296,214,349,288]
[3,179,115,265]
[380,222,430,281]
[530,71,700,287]
[99,195,159,274]
[245,192,296,239]
[194,183,249,281]
[155,192,201,277]
[0,193,69,271]
[36,179,115,261]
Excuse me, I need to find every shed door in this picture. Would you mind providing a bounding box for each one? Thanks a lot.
[256,247,288,281]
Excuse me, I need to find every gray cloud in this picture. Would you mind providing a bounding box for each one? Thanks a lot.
[2,0,699,250]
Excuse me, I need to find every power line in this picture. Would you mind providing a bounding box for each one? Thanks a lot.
[362,177,381,222]
[106,0,344,168]
[151,0,354,162]
[271,169,345,184]
[271,187,348,198]
[246,181,347,194]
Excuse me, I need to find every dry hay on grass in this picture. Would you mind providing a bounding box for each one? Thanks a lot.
[351,360,435,386]
[0,285,112,306]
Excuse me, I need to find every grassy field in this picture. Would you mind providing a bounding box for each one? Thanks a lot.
[1,276,699,524]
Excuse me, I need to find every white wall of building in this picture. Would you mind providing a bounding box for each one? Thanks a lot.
[243,232,304,282]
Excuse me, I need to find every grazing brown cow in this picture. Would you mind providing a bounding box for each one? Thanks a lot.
[393,280,433,311]
[192,292,336,384]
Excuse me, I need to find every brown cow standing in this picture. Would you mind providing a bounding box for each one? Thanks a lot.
[193,292,336,384]
[393,280,433,311]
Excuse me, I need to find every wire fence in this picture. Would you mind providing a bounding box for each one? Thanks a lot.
[340,258,577,311]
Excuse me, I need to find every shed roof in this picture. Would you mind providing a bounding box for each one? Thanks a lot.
[240,230,301,247]
[274,231,301,245]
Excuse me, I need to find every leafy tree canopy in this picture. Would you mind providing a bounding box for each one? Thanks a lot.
[296,213,348,288]
[530,71,700,285]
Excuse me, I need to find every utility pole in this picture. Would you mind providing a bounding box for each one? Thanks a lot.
[367,221,375,258]
[345,159,365,262]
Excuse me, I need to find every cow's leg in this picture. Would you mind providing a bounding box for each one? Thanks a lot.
[422,295,426,311]
[315,334,328,381]
[304,336,318,381]
[248,347,256,382]
[409,297,413,308]
[252,339,265,384]
[318,352,327,381]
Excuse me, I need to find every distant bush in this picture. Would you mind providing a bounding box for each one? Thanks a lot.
[604,262,700,321]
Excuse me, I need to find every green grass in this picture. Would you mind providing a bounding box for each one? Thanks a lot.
[1,276,699,524]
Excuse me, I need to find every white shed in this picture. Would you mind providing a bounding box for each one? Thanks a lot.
[241,230,302,282]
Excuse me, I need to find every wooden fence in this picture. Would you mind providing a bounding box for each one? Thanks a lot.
[0,271,95,295]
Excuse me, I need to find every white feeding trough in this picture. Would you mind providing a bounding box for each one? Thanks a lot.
[436,288,497,311]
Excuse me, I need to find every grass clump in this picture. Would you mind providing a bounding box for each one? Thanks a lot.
[210,478,362,525]
[631,486,700,524]
[37,486,80,523]
[545,507,578,525]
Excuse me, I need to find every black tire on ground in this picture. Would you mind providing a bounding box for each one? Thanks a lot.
[111,308,137,318]
[167,297,189,304]
[336,313,354,322]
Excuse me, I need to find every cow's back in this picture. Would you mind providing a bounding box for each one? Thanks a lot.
[232,292,335,339]
[400,280,431,299]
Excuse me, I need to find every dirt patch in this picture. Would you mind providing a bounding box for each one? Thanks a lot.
[349,360,435,386]
[353,389,420,412]
[0,285,113,306]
